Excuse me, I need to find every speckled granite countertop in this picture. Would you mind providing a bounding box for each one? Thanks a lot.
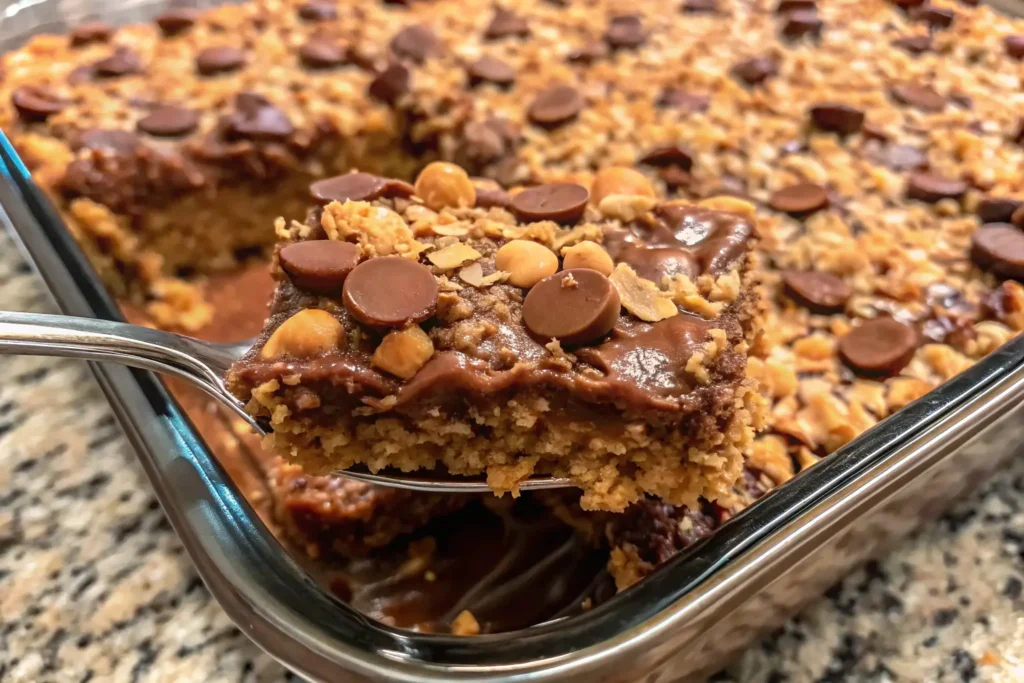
[0,230,1023,683]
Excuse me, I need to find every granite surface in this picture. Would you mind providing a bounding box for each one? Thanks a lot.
[0,226,1023,683]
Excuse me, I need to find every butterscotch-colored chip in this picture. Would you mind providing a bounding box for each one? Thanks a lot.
[609,263,678,322]
[495,239,559,287]
[371,325,435,379]
[590,166,655,204]
[561,241,614,276]
[427,243,482,269]
[261,309,342,359]
[414,162,476,211]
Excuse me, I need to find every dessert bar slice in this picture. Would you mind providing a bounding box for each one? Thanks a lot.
[228,164,765,511]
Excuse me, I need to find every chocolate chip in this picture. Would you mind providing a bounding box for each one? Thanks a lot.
[310,172,414,204]
[528,85,583,128]
[225,93,294,141]
[889,83,945,112]
[512,183,589,225]
[1014,205,1024,229]
[462,120,508,164]
[638,144,694,171]
[889,0,925,6]
[657,89,711,113]
[910,3,955,28]
[1014,119,1024,146]
[466,55,515,87]
[11,86,66,122]
[474,184,512,209]
[682,0,718,12]
[839,318,918,377]
[94,47,142,77]
[567,41,608,64]
[781,9,823,40]
[297,1,338,21]
[342,257,438,327]
[137,104,199,137]
[70,22,113,47]
[977,198,1023,224]
[368,63,410,104]
[906,172,966,203]
[971,224,1024,280]
[155,9,199,35]
[280,240,361,293]
[604,14,647,49]
[522,269,621,346]
[390,25,441,63]
[299,39,347,68]
[769,182,830,216]
[1006,35,1024,60]
[196,46,246,75]
[484,7,530,40]
[776,0,816,11]
[781,270,850,312]
[892,35,932,54]
[77,129,141,153]
[731,56,779,85]
[809,103,865,135]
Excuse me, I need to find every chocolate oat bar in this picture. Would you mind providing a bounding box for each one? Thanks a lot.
[227,165,765,512]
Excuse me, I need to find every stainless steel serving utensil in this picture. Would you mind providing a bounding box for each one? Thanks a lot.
[0,310,571,493]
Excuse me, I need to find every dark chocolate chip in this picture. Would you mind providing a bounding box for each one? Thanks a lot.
[906,173,967,203]
[657,89,711,113]
[910,3,955,28]
[342,257,438,327]
[782,270,851,312]
[892,35,932,54]
[511,183,590,225]
[604,14,647,49]
[70,22,113,47]
[196,46,246,75]
[11,86,66,122]
[225,93,294,141]
[484,7,530,40]
[781,9,823,40]
[310,172,414,204]
[368,63,410,104]
[1014,205,1024,229]
[769,182,830,216]
[682,0,718,12]
[1005,35,1024,60]
[77,129,141,153]
[839,318,918,377]
[731,55,779,85]
[473,184,512,209]
[809,103,865,135]
[137,104,199,137]
[567,41,608,64]
[390,25,441,63]
[94,47,142,77]
[976,198,1024,224]
[522,269,621,346]
[466,55,515,87]
[776,0,816,11]
[297,1,338,21]
[280,240,361,293]
[889,83,945,112]
[889,0,925,6]
[155,9,199,36]
[638,144,694,171]
[971,224,1024,280]
[528,85,583,128]
[299,39,347,68]
[1014,119,1024,146]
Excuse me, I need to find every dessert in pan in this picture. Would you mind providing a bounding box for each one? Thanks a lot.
[226,167,764,512]
[2,0,1024,634]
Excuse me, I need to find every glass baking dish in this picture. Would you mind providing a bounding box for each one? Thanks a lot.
[3,0,1024,680]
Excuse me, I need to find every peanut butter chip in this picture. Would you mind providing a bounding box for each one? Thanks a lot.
[511,183,589,225]
[299,39,347,68]
[11,86,66,121]
[781,270,851,312]
[809,103,864,135]
[889,83,945,112]
[137,105,199,137]
[467,55,515,87]
[906,173,967,203]
[310,173,414,204]
[280,240,361,293]
[343,257,438,327]
[523,269,621,346]
[155,9,199,35]
[971,224,1024,280]
[838,318,918,377]
[196,46,246,75]
[770,183,830,216]
[528,86,583,128]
